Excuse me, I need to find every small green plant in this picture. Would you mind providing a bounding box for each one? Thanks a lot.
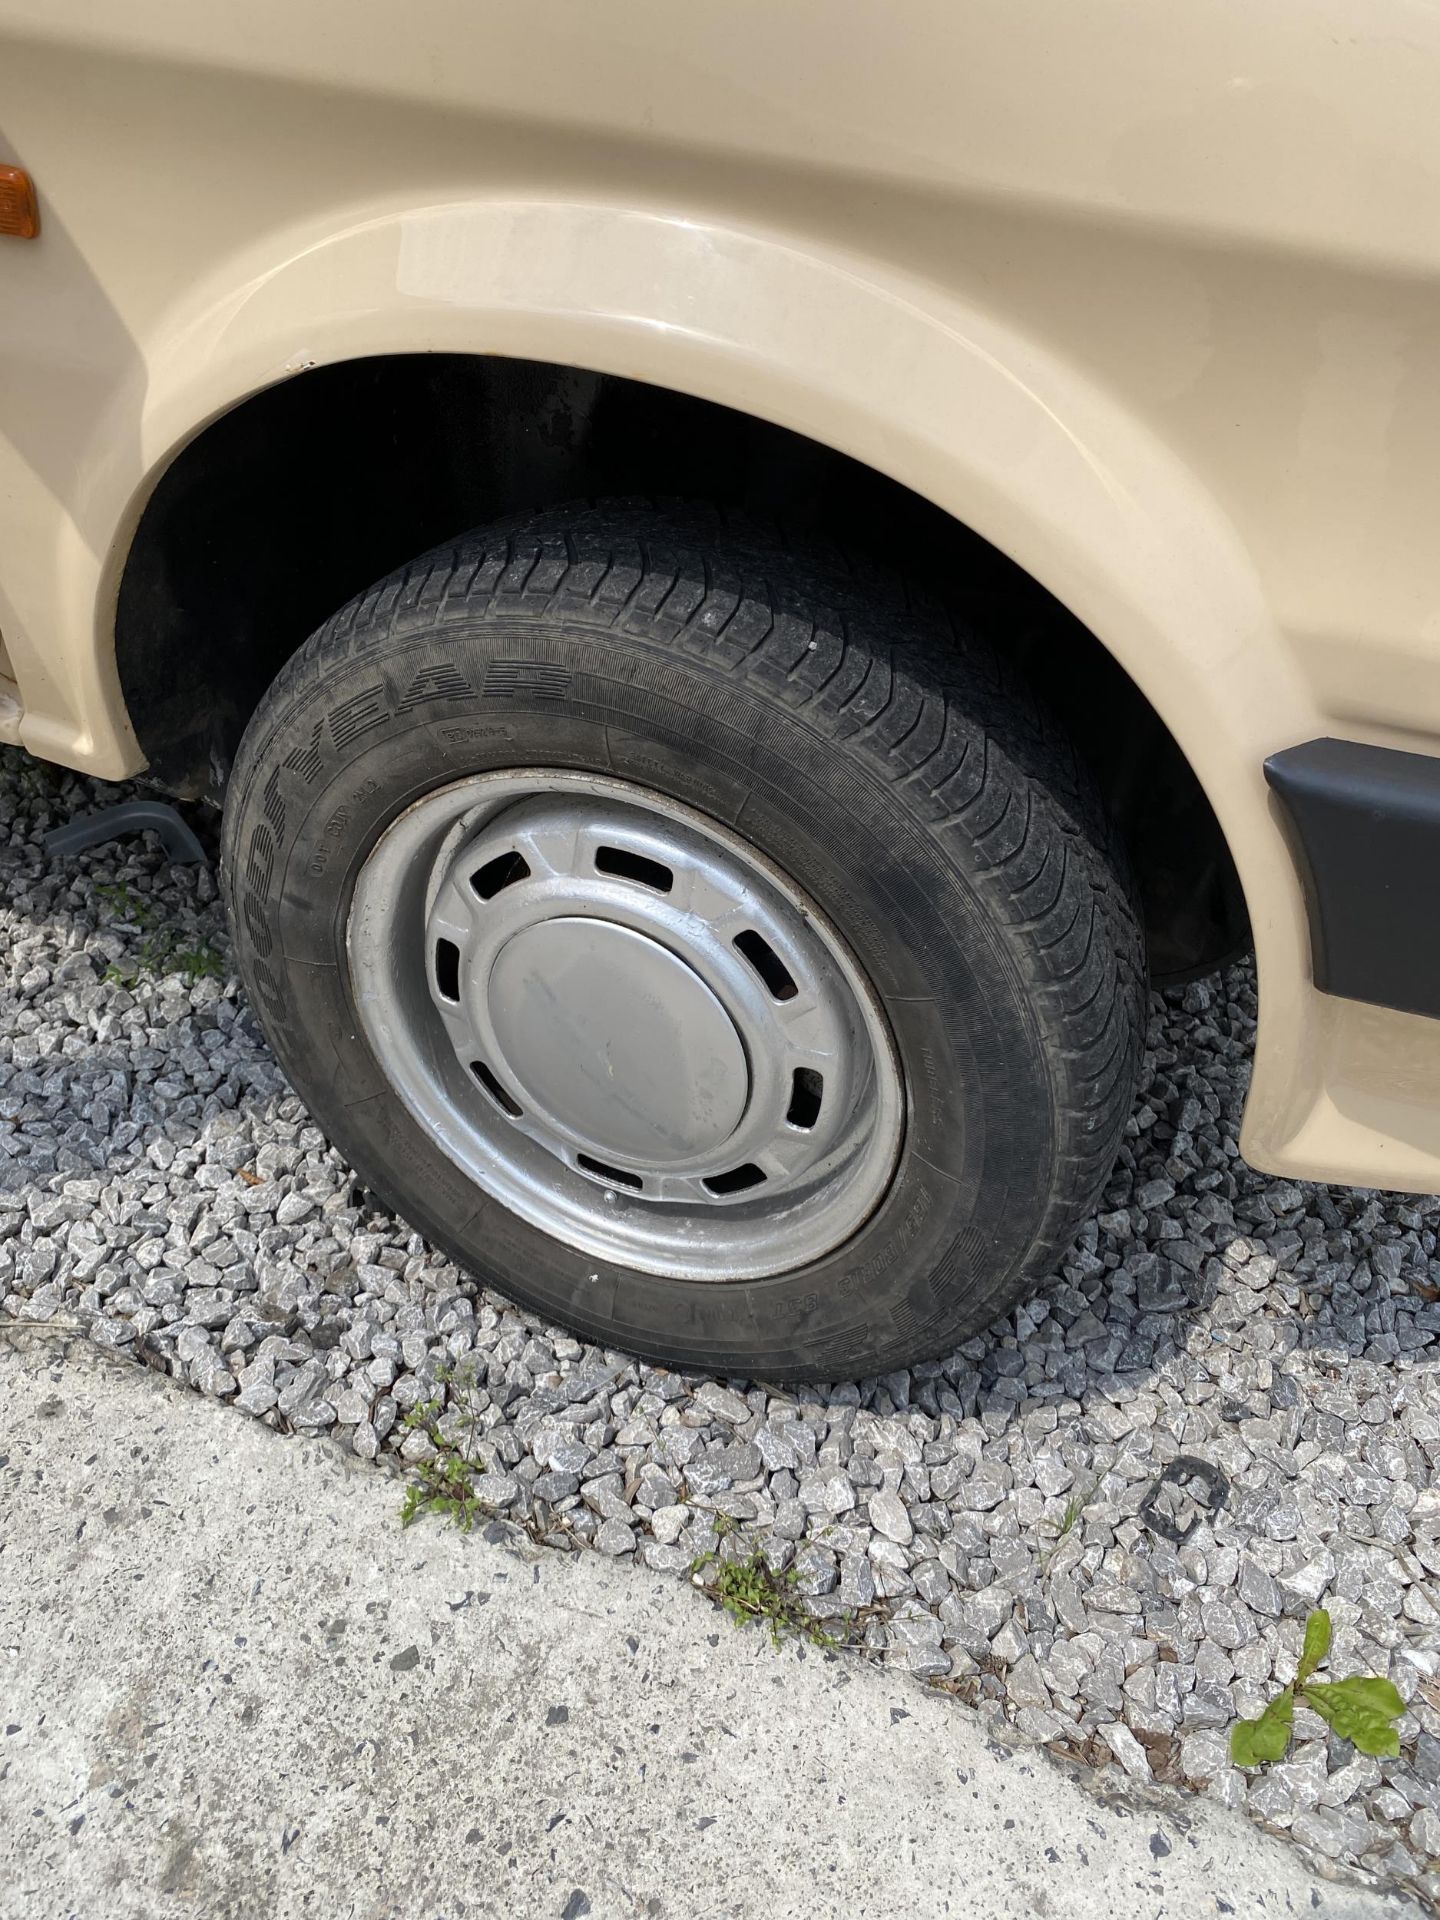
[95,881,226,987]
[690,1540,844,1649]
[398,1390,494,1532]
[105,933,226,987]
[1230,1609,1406,1767]
[1056,1489,1086,1538]
[397,1363,502,1533]
[1038,1476,1095,1570]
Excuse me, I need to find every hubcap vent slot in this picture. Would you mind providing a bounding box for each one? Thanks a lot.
[470,1059,523,1117]
[732,927,797,1001]
[434,938,461,1002]
[471,849,530,899]
[703,1163,767,1196]
[594,845,673,893]
[787,1068,824,1129]
[577,1153,644,1191]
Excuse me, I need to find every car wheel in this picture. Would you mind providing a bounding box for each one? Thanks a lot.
[222,502,1145,1380]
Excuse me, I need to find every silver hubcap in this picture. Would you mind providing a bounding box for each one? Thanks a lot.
[346,772,904,1281]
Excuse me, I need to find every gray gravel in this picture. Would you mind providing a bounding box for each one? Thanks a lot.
[2,746,1439,1907]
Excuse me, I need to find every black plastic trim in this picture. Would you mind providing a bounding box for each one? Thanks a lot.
[1264,736,1440,1020]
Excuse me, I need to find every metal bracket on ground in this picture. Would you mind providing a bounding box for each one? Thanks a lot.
[44,800,209,867]
[1139,1454,1230,1546]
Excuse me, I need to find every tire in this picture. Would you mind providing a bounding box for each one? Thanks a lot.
[222,501,1145,1381]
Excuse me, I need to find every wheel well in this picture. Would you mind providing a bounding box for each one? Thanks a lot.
[114,352,1246,978]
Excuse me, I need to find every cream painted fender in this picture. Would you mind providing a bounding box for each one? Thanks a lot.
[43,196,1429,1186]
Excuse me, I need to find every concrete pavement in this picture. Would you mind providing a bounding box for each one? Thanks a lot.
[0,1334,1418,1920]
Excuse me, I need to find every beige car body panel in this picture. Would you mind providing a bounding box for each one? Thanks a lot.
[2,0,1440,1190]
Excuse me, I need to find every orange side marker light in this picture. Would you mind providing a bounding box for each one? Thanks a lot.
[0,166,39,239]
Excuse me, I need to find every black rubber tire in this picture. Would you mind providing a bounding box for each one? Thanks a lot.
[222,502,1145,1381]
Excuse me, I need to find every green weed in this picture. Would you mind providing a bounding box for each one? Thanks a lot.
[1056,1489,1086,1538]
[690,1534,846,1650]
[1231,1609,1405,1767]
[397,1363,499,1533]
[1037,1476,1096,1570]
[94,881,226,987]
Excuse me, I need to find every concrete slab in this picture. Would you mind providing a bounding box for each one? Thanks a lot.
[0,1335,1417,1920]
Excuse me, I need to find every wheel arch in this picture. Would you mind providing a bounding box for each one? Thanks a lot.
[101,195,1316,793]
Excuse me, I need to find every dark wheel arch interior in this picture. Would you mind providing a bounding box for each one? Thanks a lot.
[114,351,1247,979]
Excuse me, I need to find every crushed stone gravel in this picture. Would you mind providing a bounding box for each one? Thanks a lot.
[1,747,1438,1907]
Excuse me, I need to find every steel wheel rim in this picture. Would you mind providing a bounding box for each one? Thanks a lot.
[346,770,905,1281]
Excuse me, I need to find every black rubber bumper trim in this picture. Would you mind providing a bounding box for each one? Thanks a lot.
[1264,736,1440,1021]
